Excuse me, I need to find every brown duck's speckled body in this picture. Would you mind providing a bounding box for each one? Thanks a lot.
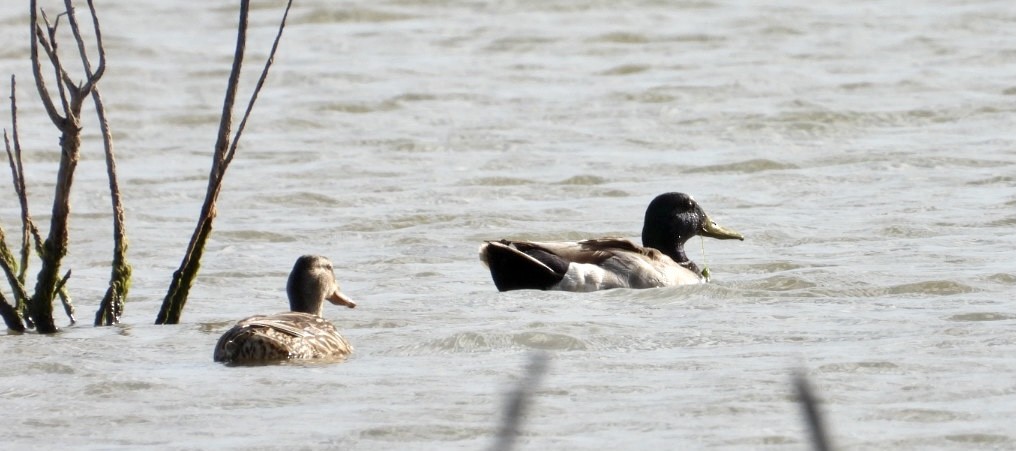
[214,255,356,364]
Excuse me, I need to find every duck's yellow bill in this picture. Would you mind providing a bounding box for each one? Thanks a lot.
[700,215,744,241]
[327,291,357,308]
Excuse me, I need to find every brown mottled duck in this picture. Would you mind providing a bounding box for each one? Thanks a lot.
[213,255,356,364]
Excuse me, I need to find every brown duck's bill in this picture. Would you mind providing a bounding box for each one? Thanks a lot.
[327,290,357,308]
[700,215,744,241]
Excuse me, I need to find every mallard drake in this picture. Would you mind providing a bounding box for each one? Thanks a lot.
[213,255,357,364]
[479,192,744,292]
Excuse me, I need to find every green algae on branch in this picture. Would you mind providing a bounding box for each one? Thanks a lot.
[0,1,127,333]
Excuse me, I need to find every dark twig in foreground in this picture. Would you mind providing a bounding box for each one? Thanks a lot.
[794,370,833,451]
[491,352,549,451]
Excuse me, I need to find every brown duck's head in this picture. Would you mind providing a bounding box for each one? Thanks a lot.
[286,255,356,316]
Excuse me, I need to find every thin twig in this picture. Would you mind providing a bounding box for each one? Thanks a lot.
[29,1,66,125]
[92,84,130,326]
[2,77,31,331]
[63,0,103,112]
[38,11,73,118]
[491,352,549,451]
[54,268,75,325]
[157,0,292,325]
[224,0,293,168]
[64,0,91,74]
[66,0,106,95]
[213,0,249,170]
[793,370,833,451]
[6,76,37,284]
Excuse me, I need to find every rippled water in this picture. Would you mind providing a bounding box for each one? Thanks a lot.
[2,0,1016,449]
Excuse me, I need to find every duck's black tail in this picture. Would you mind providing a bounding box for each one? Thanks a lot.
[479,241,569,291]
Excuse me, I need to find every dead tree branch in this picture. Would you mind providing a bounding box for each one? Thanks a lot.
[5,76,36,286]
[0,220,27,331]
[92,87,129,326]
[2,78,31,331]
[157,0,294,325]
[0,291,24,332]
[25,0,106,333]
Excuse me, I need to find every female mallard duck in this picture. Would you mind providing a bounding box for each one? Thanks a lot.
[479,192,744,292]
[213,255,357,364]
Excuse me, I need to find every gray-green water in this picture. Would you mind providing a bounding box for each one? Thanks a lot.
[2,0,1015,449]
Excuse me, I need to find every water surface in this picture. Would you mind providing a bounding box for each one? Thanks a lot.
[1,0,1015,449]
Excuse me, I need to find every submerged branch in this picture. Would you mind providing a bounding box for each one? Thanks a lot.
[0,291,25,332]
[2,78,29,331]
[25,0,107,333]
[54,269,75,325]
[92,86,130,326]
[0,227,27,332]
[157,0,292,325]
[6,76,35,285]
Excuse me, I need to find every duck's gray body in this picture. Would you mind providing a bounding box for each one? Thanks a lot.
[479,193,744,292]
[481,238,703,291]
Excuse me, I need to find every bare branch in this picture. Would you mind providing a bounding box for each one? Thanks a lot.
[54,269,76,325]
[92,86,131,326]
[158,0,292,324]
[38,11,73,118]
[26,0,91,333]
[64,0,106,97]
[212,0,249,172]
[6,76,35,283]
[158,0,253,325]
[3,77,32,331]
[225,0,294,168]
[29,1,66,125]
[64,1,90,73]
[86,0,106,81]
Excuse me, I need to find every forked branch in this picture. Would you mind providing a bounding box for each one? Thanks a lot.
[156,0,294,325]
[23,0,107,333]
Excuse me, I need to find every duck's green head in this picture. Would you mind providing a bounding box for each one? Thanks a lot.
[642,192,743,251]
[287,255,356,316]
